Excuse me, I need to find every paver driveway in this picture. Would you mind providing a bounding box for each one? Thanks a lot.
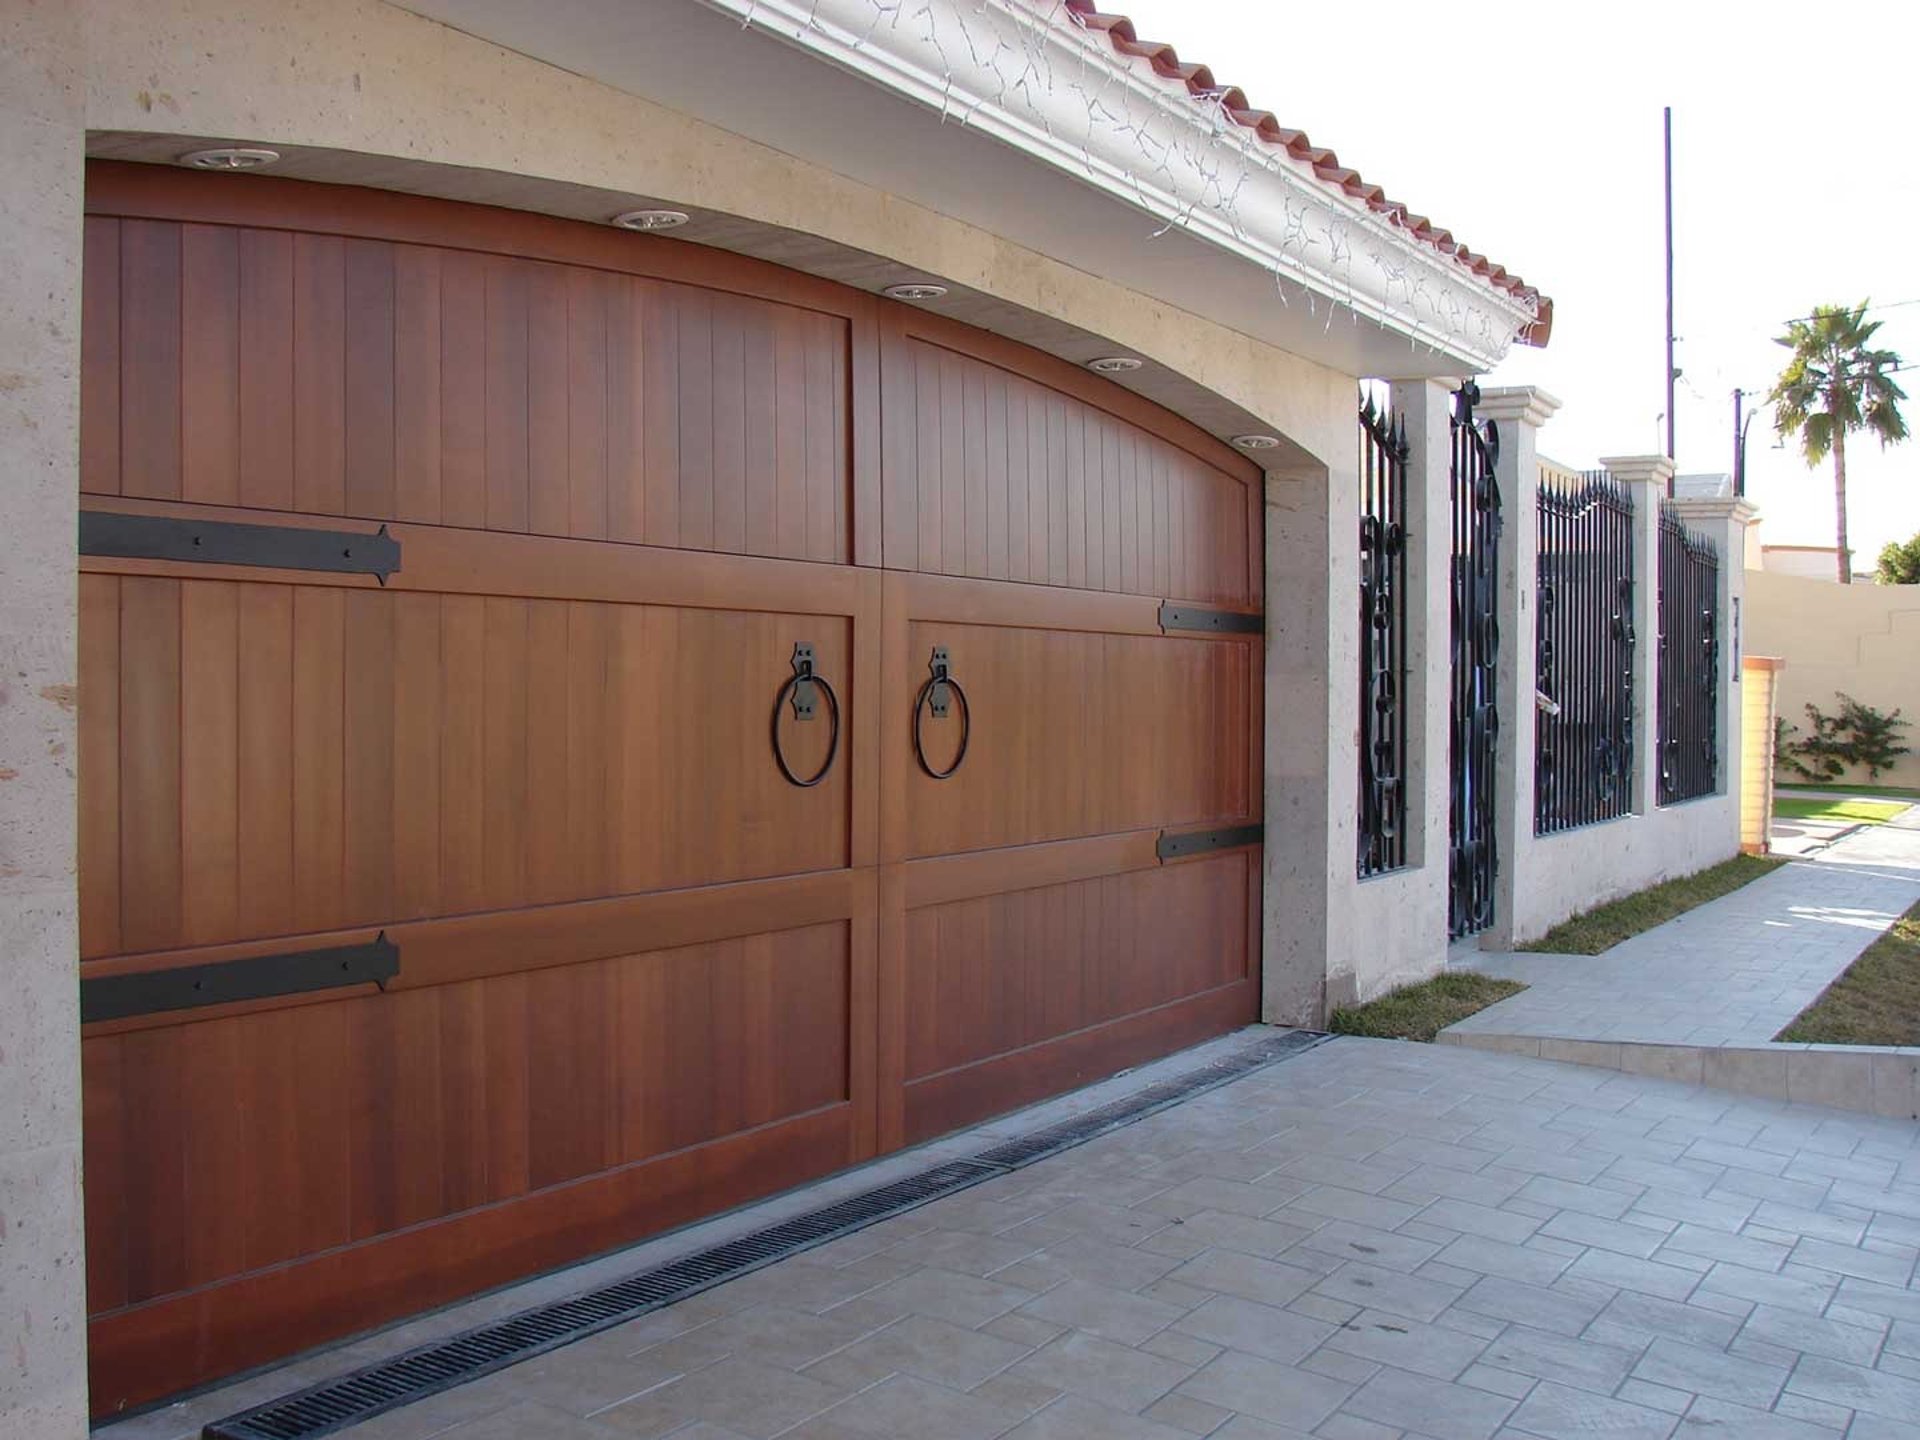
[257,1032,1920,1440]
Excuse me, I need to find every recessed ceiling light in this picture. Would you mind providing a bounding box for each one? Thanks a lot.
[883,282,949,302]
[610,209,690,231]
[1232,434,1283,451]
[1087,356,1143,374]
[179,147,280,172]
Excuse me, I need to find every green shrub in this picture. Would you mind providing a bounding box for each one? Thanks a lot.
[1776,692,1911,782]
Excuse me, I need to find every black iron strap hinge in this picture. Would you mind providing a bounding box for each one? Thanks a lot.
[80,933,400,1025]
[80,510,402,584]
[1159,602,1263,635]
[1156,823,1264,860]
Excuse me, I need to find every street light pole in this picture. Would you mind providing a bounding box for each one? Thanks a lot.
[1664,106,1676,489]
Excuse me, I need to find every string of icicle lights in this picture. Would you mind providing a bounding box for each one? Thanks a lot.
[734,0,1541,357]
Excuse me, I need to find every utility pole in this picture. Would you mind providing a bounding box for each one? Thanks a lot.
[1664,106,1676,491]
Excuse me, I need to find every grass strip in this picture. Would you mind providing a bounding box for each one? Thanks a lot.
[1329,973,1527,1043]
[1773,797,1911,825]
[1523,854,1788,955]
[1775,902,1920,1046]
[1775,782,1920,801]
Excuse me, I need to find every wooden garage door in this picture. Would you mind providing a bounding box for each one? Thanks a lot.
[75,163,1262,1415]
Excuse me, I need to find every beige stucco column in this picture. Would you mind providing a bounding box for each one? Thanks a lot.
[1262,451,1349,1026]
[1598,454,1676,816]
[0,3,89,1436]
[1476,386,1559,952]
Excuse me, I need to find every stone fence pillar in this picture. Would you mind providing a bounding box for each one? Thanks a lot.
[1476,386,1558,951]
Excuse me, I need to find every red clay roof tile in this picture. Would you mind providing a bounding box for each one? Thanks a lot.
[1064,2,1553,346]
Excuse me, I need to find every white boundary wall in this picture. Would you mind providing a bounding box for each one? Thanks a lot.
[1338,389,1759,999]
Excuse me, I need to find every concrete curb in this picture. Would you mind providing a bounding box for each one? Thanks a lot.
[1435,1030,1920,1119]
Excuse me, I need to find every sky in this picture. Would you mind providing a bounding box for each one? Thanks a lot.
[1108,0,1920,566]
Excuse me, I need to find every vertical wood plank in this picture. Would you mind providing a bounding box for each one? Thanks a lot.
[677,286,715,551]
[78,575,121,958]
[939,351,965,576]
[81,1037,129,1311]
[641,282,680,547]
[566,268,608,540]
[484,256,530,533]
[236,583,294,941]
[118,577,181,952]
[710,294,747,554]
[742,299,777,558]
[805,314,838,564]
[984,370,1008,581]
[606,276,645,544]
[238,228,295,512]
[342,589,396,925]
[439,250,488,529]
[120,220,181,501]
[482,597,530,907]
[961,360,987,577]
[524,600,571,906]
[180,224,240,506]
[179,581,240,945]
[392,245,443,524]
[775,307,808,562]
[343,239,397,519]
[564,602,609,903]
[80,217,122,495]
[877,313,916,570]
[527,262,571,537]
[832,316,851,566]
[292,233,346,515]
[291,587,346,932]
[850,298,883,568]
[391,592,443,919]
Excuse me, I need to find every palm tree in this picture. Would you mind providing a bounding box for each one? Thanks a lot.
[1769,302,1908,584]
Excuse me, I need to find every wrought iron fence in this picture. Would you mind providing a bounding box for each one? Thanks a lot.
[1449,382,1501,939]
[1358,395,1410,878]
[1656,508,1720,804]
[1535,472,1636,834]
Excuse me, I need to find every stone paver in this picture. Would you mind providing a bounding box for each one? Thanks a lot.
[1447,811,1920,1047]
[103,1032,1920,1440]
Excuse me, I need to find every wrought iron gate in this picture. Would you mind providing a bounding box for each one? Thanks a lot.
[1657,507,1720,804]
[1449,382,1502,939]
[1535,472,1636,834]
[1358,395,1410,878]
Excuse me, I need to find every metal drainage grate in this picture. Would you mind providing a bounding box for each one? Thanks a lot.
[206,1031,1326,1440]
[973,1028,1326,1169]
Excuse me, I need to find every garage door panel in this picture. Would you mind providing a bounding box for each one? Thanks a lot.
[81,571,855,955]
[905,854,1252,1084]
[904,620,1256,857]
[82,917,852,1312]
[82,213,854,561]
[882,324,1256,604]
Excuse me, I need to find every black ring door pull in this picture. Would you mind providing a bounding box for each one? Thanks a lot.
[772,642,841,788]
[913,645,971,781]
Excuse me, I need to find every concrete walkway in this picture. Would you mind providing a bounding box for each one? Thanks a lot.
[1447,811,1920,1051]
[1439,810,1920,1113]
[120,1031,1920,1440]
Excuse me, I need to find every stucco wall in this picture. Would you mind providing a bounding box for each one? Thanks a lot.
[1484,439,1753,951]
[0,2,89,1436]
[1747,570,1920,789]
